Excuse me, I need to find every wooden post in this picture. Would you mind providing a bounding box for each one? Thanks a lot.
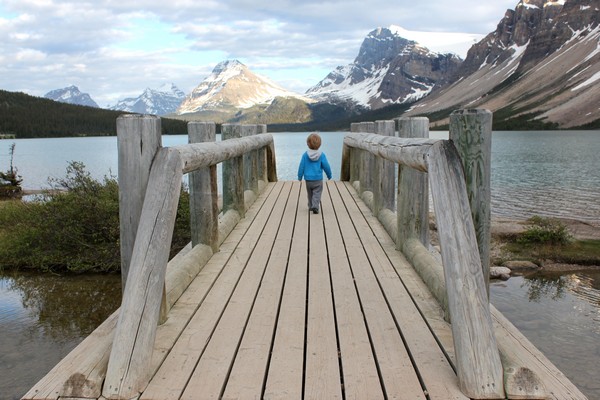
[396,117,430,250]
[117,114,162,293]
[188,122,219,253]
[222,124,245,218]
[373,120,395,216]
[449,109,492,297]
[427,140,504,399]
[104,148,183,399]
[349,123,361,186]
[257,124,268,185]
[360,122,375,194]
[242,124,259,194]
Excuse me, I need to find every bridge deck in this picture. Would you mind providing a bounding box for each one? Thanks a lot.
[25,180,588,400]
[140,180,465,400]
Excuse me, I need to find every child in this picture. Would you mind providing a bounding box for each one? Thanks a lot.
[297,132,332,214]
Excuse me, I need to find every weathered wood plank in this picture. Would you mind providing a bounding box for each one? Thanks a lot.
[321,183,384,399]
[263,182,309,399]
[334,181,468,400]
[180,182,292,399]
[221,124,245,218]
[222,181,299,399]
[304,186,343,400]
[140,183,285,400]
[326,182,426,400]
[373,120,396,215]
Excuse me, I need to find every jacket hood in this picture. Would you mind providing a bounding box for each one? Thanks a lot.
[307,149,321,161]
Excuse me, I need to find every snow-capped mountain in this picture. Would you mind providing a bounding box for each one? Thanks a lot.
[44,85,99,108]
[306,27,462,110]
[110,83,185,116]
[406,0,600,129]
[177,60,313,115]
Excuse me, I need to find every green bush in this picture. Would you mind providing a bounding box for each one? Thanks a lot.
[0,162,190,272]
[517,216,572,246]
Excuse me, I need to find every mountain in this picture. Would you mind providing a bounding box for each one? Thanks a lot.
[406,0,600,129]
[110,83,186,116]
[177,60,314,120]
[306,27,462,110]
[44,85,99,108]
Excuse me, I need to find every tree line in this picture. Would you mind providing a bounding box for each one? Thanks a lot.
[0,90,188,138]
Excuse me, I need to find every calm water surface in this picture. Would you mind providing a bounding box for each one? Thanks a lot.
[1,130,599,398]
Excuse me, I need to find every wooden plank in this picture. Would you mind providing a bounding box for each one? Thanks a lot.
[334,181,468,400]
[263,182,309,399]
[222,182,300,399]
[342,181,458,365]
[304,184,343,400]
[180,182,293,399]
[140,182,285,400]
[320,183,384,399]
[325,182,426,400]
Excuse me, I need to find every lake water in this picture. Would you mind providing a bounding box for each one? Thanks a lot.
[1,130,600,399]
[2,130,600,224]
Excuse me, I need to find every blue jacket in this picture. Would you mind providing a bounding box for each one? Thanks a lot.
[298,149,332,181]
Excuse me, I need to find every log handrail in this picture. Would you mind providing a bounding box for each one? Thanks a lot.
[341,129,505,399]
[105,118,276,399]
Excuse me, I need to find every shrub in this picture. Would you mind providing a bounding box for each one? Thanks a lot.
[517,216,572,246]
[0,162,190,272]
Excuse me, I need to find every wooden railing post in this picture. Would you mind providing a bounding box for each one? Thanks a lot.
[242,124,259,194]
[349,123,361,188]
[188,122,219,253]
[449,109,492,297]
[360,122,375,195]
[373,120,395,216]
[257,124,268,188]
[117,114,162,292]
[222,123,245,218]
[395,117,430,250]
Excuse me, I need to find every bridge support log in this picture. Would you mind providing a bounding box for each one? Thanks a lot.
[222,124,245,219]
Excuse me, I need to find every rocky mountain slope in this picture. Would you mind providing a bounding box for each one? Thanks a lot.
[306,27,462,110]
[406,0,600,128]
[110,83,185,115]
[176,60,314,122]
[44,85,99,108]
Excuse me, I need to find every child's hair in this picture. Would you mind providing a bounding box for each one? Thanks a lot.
[307,132,321,150]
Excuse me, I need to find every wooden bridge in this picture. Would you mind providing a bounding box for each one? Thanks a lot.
[24,113,587,400]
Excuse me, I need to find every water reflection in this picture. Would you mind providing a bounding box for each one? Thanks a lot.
[0,271,121,399]
[491,270,600,399]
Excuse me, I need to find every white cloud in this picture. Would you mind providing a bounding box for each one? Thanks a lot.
[0,0,521,105]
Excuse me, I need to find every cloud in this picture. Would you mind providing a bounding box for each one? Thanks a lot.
[0,0,520,105]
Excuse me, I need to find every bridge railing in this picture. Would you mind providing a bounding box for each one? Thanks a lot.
[341,111,504,399]
[104,115,277,399]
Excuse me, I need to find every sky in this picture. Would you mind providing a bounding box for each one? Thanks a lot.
[0,0,519,107]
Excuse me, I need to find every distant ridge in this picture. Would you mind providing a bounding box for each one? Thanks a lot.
[44,85,99,108]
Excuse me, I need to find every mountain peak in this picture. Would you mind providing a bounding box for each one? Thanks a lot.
[110,83,185,115]
[177,60,311,114]
[44,85,99,108]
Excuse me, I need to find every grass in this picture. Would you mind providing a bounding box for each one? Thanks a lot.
[495,217,600,267]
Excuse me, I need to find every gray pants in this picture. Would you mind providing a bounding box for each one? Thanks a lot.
[305,180,323,210]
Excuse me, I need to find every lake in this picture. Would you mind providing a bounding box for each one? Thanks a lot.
[1,130,599,399]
